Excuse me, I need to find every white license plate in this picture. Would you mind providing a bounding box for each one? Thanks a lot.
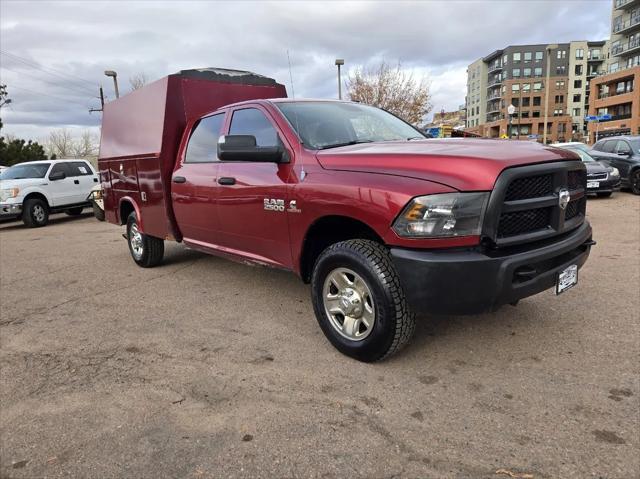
[556,264,578,295]
[587,181,600,188]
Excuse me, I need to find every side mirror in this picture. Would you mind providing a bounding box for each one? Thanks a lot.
[49,171,66,181]
[217,135,287,163]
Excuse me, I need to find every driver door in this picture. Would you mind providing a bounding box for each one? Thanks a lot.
[47,163,76,206]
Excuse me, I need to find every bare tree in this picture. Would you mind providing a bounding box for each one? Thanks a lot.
[129,73,148,91]
[347,62,432,125]
[47,128,74,158]
[72,130,98,158]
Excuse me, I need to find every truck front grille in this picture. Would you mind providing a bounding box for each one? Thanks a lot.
[483,161,587,247]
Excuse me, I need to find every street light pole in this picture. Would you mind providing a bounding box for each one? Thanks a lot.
[335,59,344,100]
[542,44,558,144]
[104,70,119,99]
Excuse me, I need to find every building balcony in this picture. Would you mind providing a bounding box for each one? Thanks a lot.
[487,78,503,87]
[612,15,640,35]
[611,38,640,57]
[587,55,605,62]
[488,64,503,74]
[601,113,633,122]
[615,0,640,10]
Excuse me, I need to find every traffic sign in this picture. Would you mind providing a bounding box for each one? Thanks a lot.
[598,114,612,121]
[584,115,598,121]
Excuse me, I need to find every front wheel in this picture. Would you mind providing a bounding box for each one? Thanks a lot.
[311,239,415,362]
[92,203,105,221]
[22,198,49,228]
[630,170,640,195]
[126,212,164,267]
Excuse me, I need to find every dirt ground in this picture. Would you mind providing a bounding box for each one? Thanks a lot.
[1,193,638,479]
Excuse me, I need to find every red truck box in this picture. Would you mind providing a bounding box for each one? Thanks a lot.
[98,68,287,240]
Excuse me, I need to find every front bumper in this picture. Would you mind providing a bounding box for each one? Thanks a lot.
[390,221,593,315]
[0,202,22,218]
[586,177,620,193]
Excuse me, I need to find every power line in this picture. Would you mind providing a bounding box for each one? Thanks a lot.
[6,84,99,110]
[1,64,98,97]
[0,50,99,93]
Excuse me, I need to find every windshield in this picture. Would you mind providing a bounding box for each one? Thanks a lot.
[566,147,594,162]
[0,163,50,180]
[568,143,589,153]
[275,101,425,150]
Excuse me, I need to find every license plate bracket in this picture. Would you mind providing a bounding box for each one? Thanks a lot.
[556,264,578,295]
[587,181,600,188]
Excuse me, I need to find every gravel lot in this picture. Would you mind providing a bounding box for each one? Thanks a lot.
[1,194,638,479]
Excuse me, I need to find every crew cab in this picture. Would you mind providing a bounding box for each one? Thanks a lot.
[0,159,98,227]
[99,69,594,362]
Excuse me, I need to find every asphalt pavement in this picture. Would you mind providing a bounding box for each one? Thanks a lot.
[0,195,638,478]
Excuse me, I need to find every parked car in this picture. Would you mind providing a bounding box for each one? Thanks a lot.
[98,69,594,362]
[0,159,98,227]
[553,145,620,197]
[591,136,640,195]
[553,141,618,165]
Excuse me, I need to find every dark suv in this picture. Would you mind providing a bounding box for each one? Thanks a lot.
[592,136,640,194]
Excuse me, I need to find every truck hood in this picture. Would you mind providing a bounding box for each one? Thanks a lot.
[315,139,578,191]
[0,178,45,190]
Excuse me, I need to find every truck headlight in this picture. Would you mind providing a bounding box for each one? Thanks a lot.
[0,188,20,202]
[393,192,489,238]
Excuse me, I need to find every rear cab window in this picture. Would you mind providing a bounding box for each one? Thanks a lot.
[185,113,225,163]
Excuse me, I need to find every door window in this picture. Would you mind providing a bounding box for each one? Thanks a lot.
[616,141,631,155]
[68,161,93,176]
[229,108,278,147]
[185,113,225,163]
[601,141,616,153]
[49,163,72,178]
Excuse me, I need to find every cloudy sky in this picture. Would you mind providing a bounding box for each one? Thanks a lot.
[0,0,611,141]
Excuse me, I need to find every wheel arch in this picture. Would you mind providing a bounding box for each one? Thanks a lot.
[22,190,51,208]
[299,215,384,283]
[118,197,142,230]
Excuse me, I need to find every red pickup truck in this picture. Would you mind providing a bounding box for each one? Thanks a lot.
[99,68,594,361]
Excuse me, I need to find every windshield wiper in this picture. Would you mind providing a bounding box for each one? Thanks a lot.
[407,136,425,141]
[318,140,373,150]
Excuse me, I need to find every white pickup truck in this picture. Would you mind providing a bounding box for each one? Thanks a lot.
[0,159,98,227]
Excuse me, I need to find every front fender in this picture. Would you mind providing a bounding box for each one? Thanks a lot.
[20,187,53,206]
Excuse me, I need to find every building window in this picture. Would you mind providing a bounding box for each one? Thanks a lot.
[575,64,583,75]
[553,109,564,116]
[575,48,584,60]
[535,51,543,62]
[533,96,542,106]
[574,79,582,88]
[512,84,520,92]
[533,83,543,92]
[609,62,619,73]
[555,95,564,104]
[513,52,521,63]
[522,97,531,106]
[523,67,531,77]
[556,50,566,59]
[524,52,532,63]
[512,98,520,107]
[521,111,529,119]
[534,67,542,77]
[512,68,521,78]
[532,110,540,118]
[523,83,531,93]
[503,54,508,65]
[572,94,581,103]
[555,80,565,88]
[588,49,601,60]
[573,108,581,117]
[556,65,566,75]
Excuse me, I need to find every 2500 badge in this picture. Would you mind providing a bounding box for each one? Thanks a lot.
[264,198,301,213]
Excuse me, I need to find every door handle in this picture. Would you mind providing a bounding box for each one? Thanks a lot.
[218,177,236,185]
[173,176,186,184]
[74,179,80,185]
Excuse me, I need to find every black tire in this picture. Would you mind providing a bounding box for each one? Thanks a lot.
[630,170,640,195]
[596,192,612,198]
[22,198,49,228]
[126,211,164,267]
[311,239,415,362]
[65,207,84,216]
[92,203,105,221]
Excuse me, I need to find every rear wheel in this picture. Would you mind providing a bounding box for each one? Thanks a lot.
[311,239,415,362]
[126,212,164,267]
[92,203,105,221]
[22,198,49,228]
[65,207,84,216]
[596,192,612,198]
[630,170,640,195]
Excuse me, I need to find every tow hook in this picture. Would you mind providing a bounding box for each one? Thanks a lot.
[584,239,597,247]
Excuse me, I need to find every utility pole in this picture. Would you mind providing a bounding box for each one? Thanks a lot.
[104,70,119,99]
[335,59,344,100]
[542,44,558,144]
[517,85,522,140]
[89,86,105,113]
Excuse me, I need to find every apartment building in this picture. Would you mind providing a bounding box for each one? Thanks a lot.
[587,0,640,141]
[465,40,608,143]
